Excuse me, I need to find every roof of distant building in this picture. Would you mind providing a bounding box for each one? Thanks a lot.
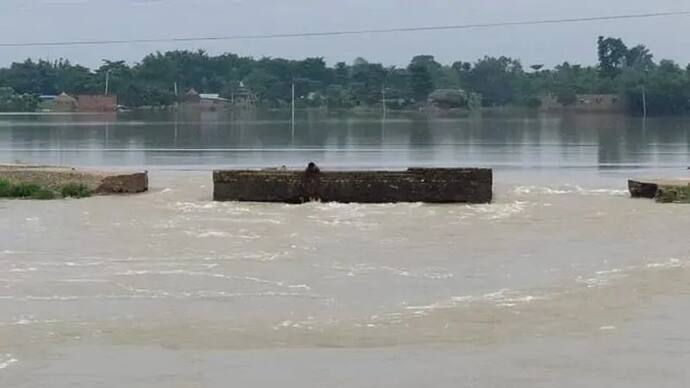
[199,93,229,102]
[55,92,77,103]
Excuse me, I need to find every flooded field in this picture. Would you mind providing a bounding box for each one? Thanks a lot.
[1,111,689,387]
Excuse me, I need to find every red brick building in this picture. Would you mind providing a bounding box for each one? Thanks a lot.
[77,95,117,112]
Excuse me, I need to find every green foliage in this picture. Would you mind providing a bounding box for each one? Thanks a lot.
[656,186,690,203]
[621,60,690,116]
[0,37,688,115]
[60,183,92,198]
[461,56,524,106]
[556,90,577,106]
[0,179,88,200]
[31,189,57,200]
[0,180,41,198]
[598,36,629,79]
[0,87,39,112]
[0,179,10,196]
[408,65,433,102]
[523,96,543,109]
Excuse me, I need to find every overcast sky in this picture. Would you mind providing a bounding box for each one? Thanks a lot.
[0,0,688,69]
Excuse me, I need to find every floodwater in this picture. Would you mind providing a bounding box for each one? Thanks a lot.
[1,110,689,387]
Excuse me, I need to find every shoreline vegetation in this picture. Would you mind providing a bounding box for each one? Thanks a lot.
[1,37,689,116]
[0,166,148,200]
[0,178,91,200]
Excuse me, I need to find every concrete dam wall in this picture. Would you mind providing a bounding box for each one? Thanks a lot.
[214,166,493,204]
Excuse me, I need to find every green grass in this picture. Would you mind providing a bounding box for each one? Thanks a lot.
[0,179,42,198]
[0,179,90,200]
[30,189,57,200]
[656,185,690,203]
[60,183,92,198]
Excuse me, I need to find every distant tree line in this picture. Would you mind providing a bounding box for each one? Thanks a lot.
[0,36,689,115]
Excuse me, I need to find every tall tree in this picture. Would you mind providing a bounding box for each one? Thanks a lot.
[407,58,434,102]
[597,36,629,78]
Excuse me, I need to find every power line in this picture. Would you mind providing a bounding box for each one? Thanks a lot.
[0,10,689,48]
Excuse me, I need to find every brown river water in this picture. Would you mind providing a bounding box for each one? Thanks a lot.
[1,111,689,387]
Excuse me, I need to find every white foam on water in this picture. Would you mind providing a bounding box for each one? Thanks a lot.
[173,201,252,215]
[454,201,529,221]
[57,279,110,283]
[25,295,80,301]
[7,316,60,326]
[403,258,689,315]
[184,230,261,239]
[185,231,230,238]
[35,260,105,267]
[398,258,687,316]
[579,258,687,288]
[229,218,283,225]
[115,269,311,290]
[240,251,287,262]
[403,289,544,315]
[316,218,379,230]
[273,317,321,330]
[646,258,683,269]
[8,267,37,273]
[0,354,18,370]
[513,185,629,197]
[317,263,454,280]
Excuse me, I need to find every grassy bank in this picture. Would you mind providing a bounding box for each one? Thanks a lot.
[0,179,92,200]
[656,185,690,203]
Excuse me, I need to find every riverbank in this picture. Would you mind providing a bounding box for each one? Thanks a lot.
[0,165,148,199]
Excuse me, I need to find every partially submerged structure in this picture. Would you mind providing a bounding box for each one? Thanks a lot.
[214,165,493,204]
[0,165,148,198]
[629,179,690,203]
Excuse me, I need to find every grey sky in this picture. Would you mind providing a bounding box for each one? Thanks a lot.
[0,0,689,69]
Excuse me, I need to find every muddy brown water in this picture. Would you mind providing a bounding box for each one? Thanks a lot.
[1,111,689,387]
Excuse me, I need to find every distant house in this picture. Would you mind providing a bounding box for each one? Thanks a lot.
[37,95,58,111]
[428,89,469,109]
[77,95,117,112]
[199,93,230,110]
[428,89,481,110]
[184,88,201,103]
[230,83,258,108]
[53,93,78,112]
[199,93,228,102]
[39,95,57,102]
[540,93,625,113]
[182,85,257,110]
[575,94,624,112]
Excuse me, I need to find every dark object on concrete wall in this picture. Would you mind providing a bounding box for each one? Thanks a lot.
[214,165,492,204]
[628,180,659,199]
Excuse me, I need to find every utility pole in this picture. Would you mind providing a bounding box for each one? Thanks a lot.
[291,80,296,141]
[381,87,387,120]
[642,84,647,119]
[174,82,178,96]
[104,70,111,95]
